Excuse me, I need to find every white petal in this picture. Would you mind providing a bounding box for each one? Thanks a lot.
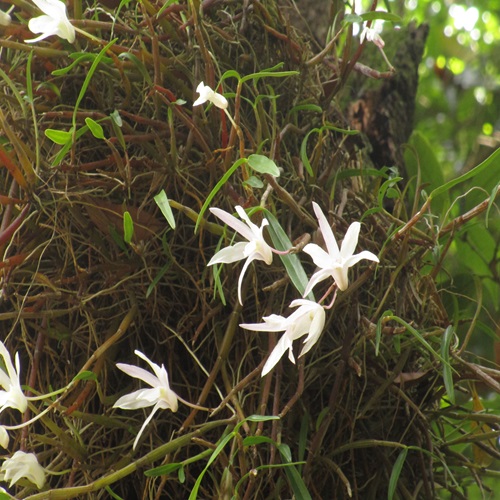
[208,242,247,265]
[115,362,159,389]
[303,268,332,297]
[1,451,45,489]
[331,267,349,291]
[113,388,160,409]
[0,427,9,449]
[211,92,228,109]
[312,202,340,257]
[340,221,361,259]
[261,334,291,376]
[193,95,208,107]
[210,207,254,242]
[133,350,166,384]
[299,306,326,357]
[132,403,160,450]
[240,314,287,332]
[344,250,380,267]
[303,243,333,269]
[237,255,254,305]
[32,0,66,18]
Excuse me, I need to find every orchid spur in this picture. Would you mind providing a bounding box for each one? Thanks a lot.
[208,206,273,305]
[303,202,379,296]
[193,81,228,110]
[240,299,326,376]
[113,350,178,450]
[26,0,75,44]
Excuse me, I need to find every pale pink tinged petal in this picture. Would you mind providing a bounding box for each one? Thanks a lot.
[340,221,361,259]
[303,268,332,297]
[312,202,340,256]
[209,207,254,241]
[208,242,247,265]
[303,243,333,269]
[344,250,380,267]
[237,255,254,305]
[261,334,291,376]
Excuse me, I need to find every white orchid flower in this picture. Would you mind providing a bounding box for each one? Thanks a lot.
[193,81,228,110]
[0,9,11,26]
[113,350,178,450]
[208,206,273,305]
[240,299,325,376]
[26,0,75,44]
[360,25,385,49]
[0,342,28,414]
[303,202,379,296]
[0,451,45,489]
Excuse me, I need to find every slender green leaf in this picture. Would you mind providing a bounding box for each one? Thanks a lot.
[278,444,312,500]
[388,448,408,500]
[441,325,455,404]
[188,431,235,500]
[145,463,182,477]
[123,211,134,244]
[195,158,248,233]
[146,262,171,299]
[154,190,176,229]
[73,371,98,382]
[263,209,312,298]
[430,147,500,199]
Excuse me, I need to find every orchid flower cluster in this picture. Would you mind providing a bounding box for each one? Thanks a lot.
[208,200,379,375]
[111,86,379,450]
